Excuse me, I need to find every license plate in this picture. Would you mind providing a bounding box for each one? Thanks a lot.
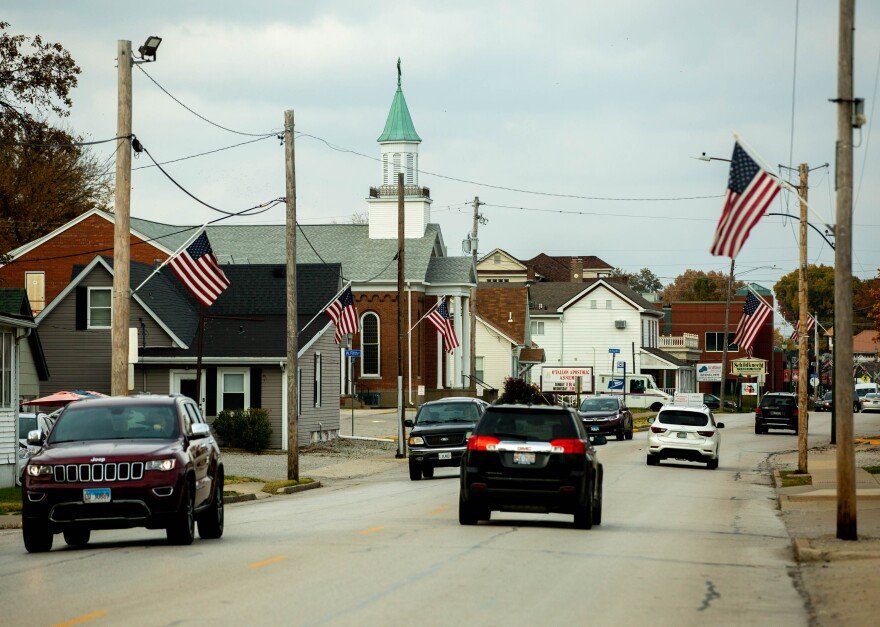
[590,426,599,432]
[676,432,688,439]
[83,488,111,504]
[513,452,536,465]
[769,411,781,416]
[438,452,452,460]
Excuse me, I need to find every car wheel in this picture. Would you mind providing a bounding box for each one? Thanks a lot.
[573,479,594,529]
[650,402,663,412]
[646,454,659,466]
[854,403,860,413]
[592,466,603,526]
[198,471,224,540]
[422,465,435,479]
[22,519,53,553]
[625,425,634,440]
[458,492,479,525]
[408,460,422,481]
[167,479,195,546]
[754,423,764,434]
[616,426,626,441]
[707,458,719,470]
[63,527,90,547]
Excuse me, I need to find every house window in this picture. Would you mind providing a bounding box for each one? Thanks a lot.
[314,353,322,408]
[590,300,597,309]
[361,312,380,376]
[605,300,612,309]
[530,321,545,336]
[25,271,45,313]
[0,332,12,408]
[218,369,249,411]
[88,287,112,329]
[475,356,484,382]
[705,332,738,352]
[493,253,501,264]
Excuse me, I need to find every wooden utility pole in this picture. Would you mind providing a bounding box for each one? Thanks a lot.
[719,258,735,410]
[469,196,483,394]
[834,0,856,540]
[396,171,406,458]
[285,110,299,481]
[797,163,810,474]
[111,40,133,396]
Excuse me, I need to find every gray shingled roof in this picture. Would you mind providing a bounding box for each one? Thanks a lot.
[426,256,476,284]
[127,216,469,285]
[642,346,690,367]
[529,279,663,315]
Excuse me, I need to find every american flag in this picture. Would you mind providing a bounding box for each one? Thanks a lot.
[168,231,230,307]
[427,298,459,353]
[325,286,359,343]
[790,315,816,343]
[710,142,781,258]
[734,292,773,356]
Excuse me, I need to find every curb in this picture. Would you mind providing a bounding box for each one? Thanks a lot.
[280,481,322,495]
[225,493,257,504]
[792,537,880,563]
[771,468,781,489]
[339,435,396,443]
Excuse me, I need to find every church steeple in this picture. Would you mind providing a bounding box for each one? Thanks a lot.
[377,58,421,142]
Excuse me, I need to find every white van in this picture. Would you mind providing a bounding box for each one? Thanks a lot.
[855,382,879,408]
[595,373,673,411]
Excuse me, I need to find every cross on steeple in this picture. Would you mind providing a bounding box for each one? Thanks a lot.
[397,57,401,88]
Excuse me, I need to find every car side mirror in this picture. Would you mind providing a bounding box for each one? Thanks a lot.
[190,422,211,439]
[648,417,655,424]
[716,422,725,429]
[590,435,608,446]
[404,419,414,428]
[27,430,43,446]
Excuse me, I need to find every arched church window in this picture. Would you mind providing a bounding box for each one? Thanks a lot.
[361,312,380,376]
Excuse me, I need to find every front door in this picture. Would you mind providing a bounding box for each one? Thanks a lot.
[170,371,206,414]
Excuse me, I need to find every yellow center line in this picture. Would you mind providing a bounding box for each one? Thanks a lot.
[359,525,384,535]
[429,506,447,515]
[248,555,287,569]
[54,610,107,627]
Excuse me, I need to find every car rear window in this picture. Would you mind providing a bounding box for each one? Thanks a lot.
[761,396,795,408]
[416,402,481,424]
[580,397,618,412]
[50,404,180,443]
[657,410,709,427]
[475,408,577,441]
[18,415,37,439]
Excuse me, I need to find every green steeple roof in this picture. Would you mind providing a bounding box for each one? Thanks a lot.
[377,63,421,143]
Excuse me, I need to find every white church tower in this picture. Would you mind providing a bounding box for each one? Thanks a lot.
[367,60,432,239]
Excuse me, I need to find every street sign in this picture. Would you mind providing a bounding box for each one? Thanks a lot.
[860,374,872,384]
[344,349,361,358]
[608,348,620,354]
[540,366,594,393]
[616,361,626,370]
[809,376,819,387]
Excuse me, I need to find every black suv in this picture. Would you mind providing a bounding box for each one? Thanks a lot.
[755,392,799,434]
[22,395,224,553]
[459,405,605,529]
[405,397,488,480]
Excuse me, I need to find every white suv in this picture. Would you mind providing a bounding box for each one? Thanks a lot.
[646,405,725,470]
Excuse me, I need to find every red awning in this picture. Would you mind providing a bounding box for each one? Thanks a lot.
[22,390,108,407]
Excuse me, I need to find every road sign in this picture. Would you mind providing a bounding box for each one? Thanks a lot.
[344,349,361,358]
[608,348,621,354]
[616,361,626,370]
[809,376,819,387]
[861,374,872,384]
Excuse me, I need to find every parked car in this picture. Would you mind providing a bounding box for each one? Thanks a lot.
[815,392,833,412]
[405,397,489,480]
[702,394,736,411]
[21,395,224,553]
[754,392,799,434]
[459,404,605,529]
[862,393,880,413]
[647,404,724,469]
[578,395,633,440]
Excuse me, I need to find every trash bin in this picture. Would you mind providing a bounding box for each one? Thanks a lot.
[362,393,380,407]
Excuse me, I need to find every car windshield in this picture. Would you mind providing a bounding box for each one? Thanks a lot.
[416,402,481,424]
[657,410,709,427]
[761,396,795,409]
[823,392,832,400]
[704,395,718,401]
[49,404,180,443]
[18,415,37,439]
[866,393,880,399]
[475,409,577,441]
[580,398,619,412]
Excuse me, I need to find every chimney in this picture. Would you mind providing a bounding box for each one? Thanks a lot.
[570,257,584,282]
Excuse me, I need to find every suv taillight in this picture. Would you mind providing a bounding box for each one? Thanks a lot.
[697,430,715,437]
[467,435,500,451]
[650,426,667,434]
[549,439,586,454]
[755,407,763,416]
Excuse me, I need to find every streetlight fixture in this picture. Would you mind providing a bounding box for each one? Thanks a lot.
[137,36,162,62]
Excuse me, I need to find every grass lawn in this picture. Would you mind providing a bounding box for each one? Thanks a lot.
[262,478,314,495]
[0,486,22,515]
[864,466,880,475]
[225,475,262,484]
[780,470,813,487]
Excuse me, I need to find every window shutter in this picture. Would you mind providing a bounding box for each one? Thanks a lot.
[75,286,87,330]
[250,367,262,408]
[205,367,217,416]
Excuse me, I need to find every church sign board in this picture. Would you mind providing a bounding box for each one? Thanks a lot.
[541,366,594,394]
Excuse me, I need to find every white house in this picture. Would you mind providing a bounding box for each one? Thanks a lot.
[0,314,39,487]
[527,279,695,393]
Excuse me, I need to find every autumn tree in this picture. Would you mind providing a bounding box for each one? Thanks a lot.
[0,22,110,254]
[610,267,663,293]
[660,269,744,302]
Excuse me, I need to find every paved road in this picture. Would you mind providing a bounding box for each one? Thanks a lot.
[1,411,878,625]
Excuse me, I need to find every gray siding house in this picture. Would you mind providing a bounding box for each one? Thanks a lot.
[36,257,341,449]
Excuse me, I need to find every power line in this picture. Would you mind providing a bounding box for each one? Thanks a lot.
[0,135,131,148]
[855,42,880,208]
[295,222,398,283]
[132,134,278,171]
[135,64,279,138]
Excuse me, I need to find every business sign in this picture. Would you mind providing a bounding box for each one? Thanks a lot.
[741,382,758,396]
[697,363,722,382]
[541,366,594,394]
[674,393,704,406]
[731,358,767,376]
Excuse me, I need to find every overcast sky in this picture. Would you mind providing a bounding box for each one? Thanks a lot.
[7,1,880,304]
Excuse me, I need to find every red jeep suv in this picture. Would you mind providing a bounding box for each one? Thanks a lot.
[22,395,224,553]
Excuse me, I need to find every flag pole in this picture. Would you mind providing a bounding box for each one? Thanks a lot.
[299,280,353,338]
[733,133,832,230]
[130,222,209,296]
[409,295,445,334]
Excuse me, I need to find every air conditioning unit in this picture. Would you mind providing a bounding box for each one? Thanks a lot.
[615,320,627,329]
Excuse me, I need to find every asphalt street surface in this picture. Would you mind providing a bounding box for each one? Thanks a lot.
[2,411,878,626]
